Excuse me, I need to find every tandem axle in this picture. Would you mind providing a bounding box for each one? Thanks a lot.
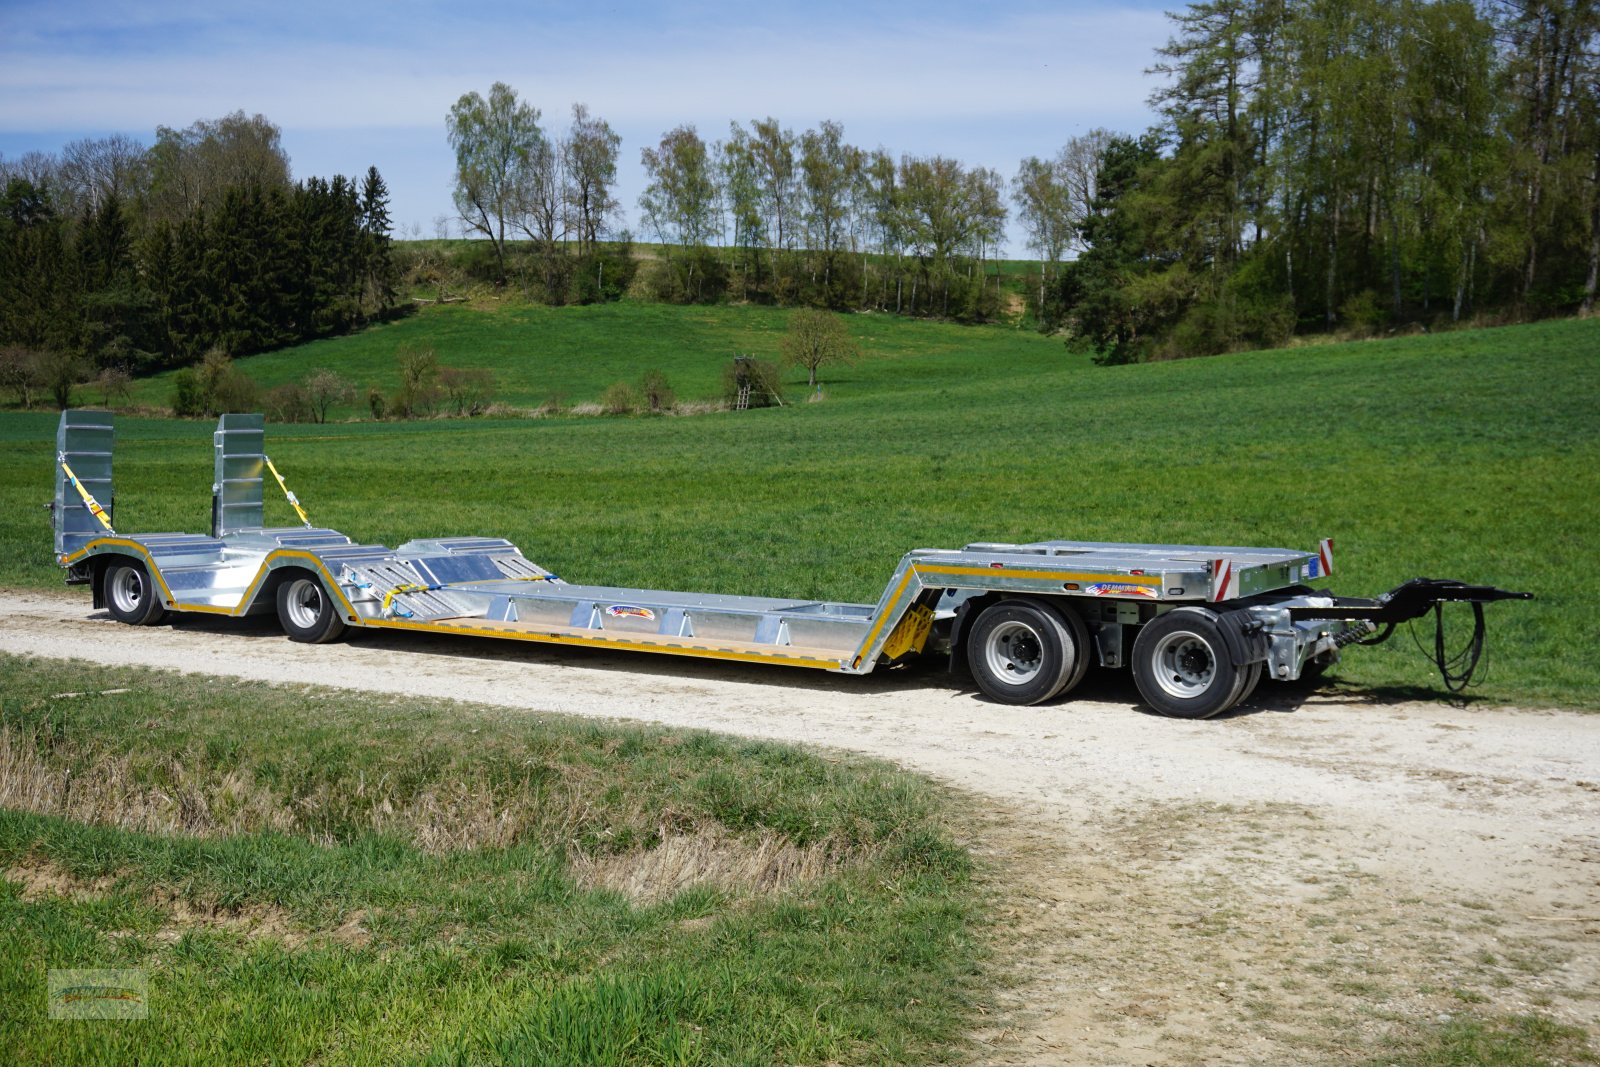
[51,411,1530,719]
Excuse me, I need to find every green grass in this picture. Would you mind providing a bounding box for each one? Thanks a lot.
[120,300,1055,414]
[1366,1013,1597,1066]
[0,654,981,1065]
[3,310,1597,708]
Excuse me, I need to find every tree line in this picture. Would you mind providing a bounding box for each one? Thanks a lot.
[1016,0,1600,361]
[0,110,398,401]
[447,87,1010,321]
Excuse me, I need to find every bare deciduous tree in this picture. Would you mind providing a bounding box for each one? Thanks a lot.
[303,368,355,423]
[780,308,860,389]
[59,134,149,213]
[147,112,290,222]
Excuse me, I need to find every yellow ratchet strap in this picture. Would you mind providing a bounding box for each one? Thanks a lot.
[58,455,115,533]
[381,583,431,615]
[263,454,311,527]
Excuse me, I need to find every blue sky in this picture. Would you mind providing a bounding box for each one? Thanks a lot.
[0,0,1174,249]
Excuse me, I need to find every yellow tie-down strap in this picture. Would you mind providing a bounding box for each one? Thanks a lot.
[58,456,115,534]
[263,454,311,527]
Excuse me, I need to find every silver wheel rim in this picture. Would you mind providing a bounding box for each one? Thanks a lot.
[983,620,1045,686]
[1151,630,1217,699]
[109,566,145,615]
[284,579,324,630]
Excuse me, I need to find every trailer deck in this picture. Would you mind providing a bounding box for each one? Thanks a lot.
[52,410,1530,718]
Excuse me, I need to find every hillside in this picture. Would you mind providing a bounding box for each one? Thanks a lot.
[121,300,1056,415]
[5,313,1598,708]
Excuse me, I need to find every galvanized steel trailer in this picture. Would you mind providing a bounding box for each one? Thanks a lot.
[51,410,1530,719]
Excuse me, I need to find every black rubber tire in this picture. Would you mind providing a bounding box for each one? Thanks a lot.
[967,599,1079,706]
[1047,601,1093,699]
[1131,608,1242,719]
[102,560,167,626]
[276,575,347,644]
[1232,660,1265,708]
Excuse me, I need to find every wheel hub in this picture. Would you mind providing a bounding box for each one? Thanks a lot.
[1152,631,1216,699]
[984,620,1045,685]
[284,579,323,630]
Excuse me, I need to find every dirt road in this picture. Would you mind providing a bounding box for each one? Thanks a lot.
[3,588,1596,1064]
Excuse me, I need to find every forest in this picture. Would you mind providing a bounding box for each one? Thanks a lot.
[0,113,397,404]
[0,0,1594,392]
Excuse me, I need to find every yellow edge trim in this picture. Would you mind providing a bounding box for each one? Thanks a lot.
[69,540,358,619]
[362,617,842,670]
[856,563,1166,661]
[918,566,1162,586]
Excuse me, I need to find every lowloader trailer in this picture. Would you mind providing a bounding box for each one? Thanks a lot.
[50,410,1531,719]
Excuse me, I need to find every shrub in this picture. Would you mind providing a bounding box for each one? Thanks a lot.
[95,366,132,408]
[1339,290,1387,336]
[639,369,675,414]
[196,350,258,415]
[171,369,206,416]
[440,366,495,416]
[264,382,313,423]
[393,345,442,418]
[367,387,387,421]
[600,381,639,415]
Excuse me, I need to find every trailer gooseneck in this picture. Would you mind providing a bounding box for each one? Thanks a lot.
[50,411,1530,719]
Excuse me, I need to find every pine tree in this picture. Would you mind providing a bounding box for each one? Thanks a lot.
[360,166,396,318]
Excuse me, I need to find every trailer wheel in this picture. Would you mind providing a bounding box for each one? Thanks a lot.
[1235,660,1264,706]
[103,560,166,626]
[1131,609,1241,719]
[276,575,347,644]
[967,599,1080,706]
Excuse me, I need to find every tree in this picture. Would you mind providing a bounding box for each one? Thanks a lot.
[780,308,859,388]
[0,345,45,407]
[897,155,1008,317]
[147,111,291,222]
[858,149,905,310]
[393,345,441,418]
[41,348,88,409]
[748,118,800,254]
[1014,130,1113,323]
[1065,133,1171,363]
[563,104,622,254]
[303,368,354,423]
[360,166,397,318]
[447,82,544,282]
[639,126,721,300]
[1012,155,1073,309]
[799,120,862,303]
[58,134,149,214]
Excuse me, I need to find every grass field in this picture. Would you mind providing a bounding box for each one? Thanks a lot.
[0,655,980,1064]
[3,310,1597,708]
[118,300,1056,414]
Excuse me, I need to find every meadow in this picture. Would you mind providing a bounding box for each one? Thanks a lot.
[120,298,1055,414]
[3,308,1597,708]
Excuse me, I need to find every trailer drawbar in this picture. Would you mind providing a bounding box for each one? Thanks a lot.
[50,410,1532,719]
